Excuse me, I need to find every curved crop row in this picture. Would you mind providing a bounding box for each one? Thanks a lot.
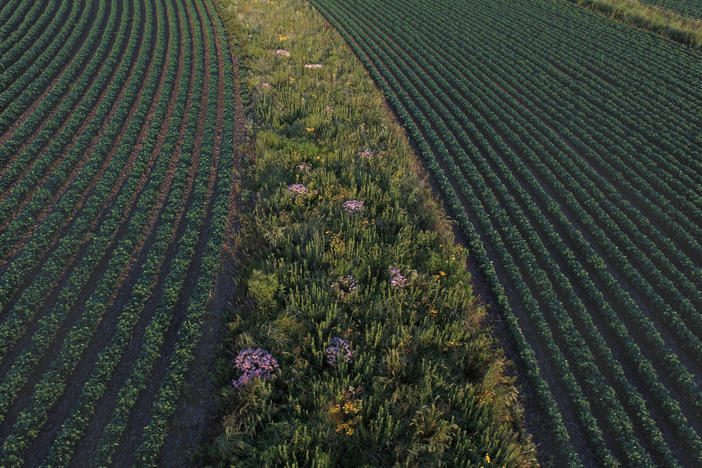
[0,0,240,465]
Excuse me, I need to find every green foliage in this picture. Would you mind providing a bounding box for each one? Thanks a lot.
[206,0,536,466]
[247,269,280,310]
[305,0,702,466]
[0,0,239,465]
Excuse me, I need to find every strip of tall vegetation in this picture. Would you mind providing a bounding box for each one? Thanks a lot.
[202,0,535,466]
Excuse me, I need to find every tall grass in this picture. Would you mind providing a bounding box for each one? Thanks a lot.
[201,0,537,466]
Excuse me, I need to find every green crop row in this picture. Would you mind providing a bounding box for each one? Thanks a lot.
[643,0,702,18]
[0,0,241,464]
[0,0,96,130]
[0,0,32,45]
[0,0,176,465]
[91,1,217,462]
[0,1,57,78]
[0,0,140,357]
[39,4,195,465]
[0,0,120,258]
[135,1,237,463]
[311,0,702,465]
[0,1,71,95]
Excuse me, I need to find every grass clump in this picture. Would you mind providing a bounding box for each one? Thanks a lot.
[202,0,537,466]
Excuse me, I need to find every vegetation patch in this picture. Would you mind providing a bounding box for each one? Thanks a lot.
[204,0,535,466]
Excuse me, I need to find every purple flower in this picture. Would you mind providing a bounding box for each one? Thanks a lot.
[331,275,359,299]
[343,200,364,213]
[288,183,309,197]
[232,348,279,388]
[388,266,408,288]
[326,337,353,366]
[358,148,375,158]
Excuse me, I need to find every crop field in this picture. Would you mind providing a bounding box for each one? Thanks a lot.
[310,0,702,466]
[4,0,701,465]
[0,0,240,466]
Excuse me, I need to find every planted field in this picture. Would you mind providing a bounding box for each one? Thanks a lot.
[0,0,240,465]
[309,0,702,465]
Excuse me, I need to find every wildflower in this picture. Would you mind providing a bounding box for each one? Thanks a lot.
[232,348,279,388]
[439,271,446,276]
[485,454,491,464]
[288,183,309,197]
[296,162,311,172]
[429,308,438,316]
[304,63,323,69]
[326,337,353,366]
[343,199,364,213]
[388,266,408,288]
[325,105,334,112]
[260,82,272,89]
[358,148,375,158]
[335,423,354,435]
[331,275,359,299]
[305,127,315,133]
[288,76,296,83]
[275,49,290,56]
[278,34,289,41]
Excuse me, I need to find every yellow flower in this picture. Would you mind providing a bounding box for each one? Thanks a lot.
[429,309,438,316]
[485,454,491,464]
[439,270,446,276]
[336,423,354,435]
[278,34,289,41]
[288,76,296,83]
[306,127,315,133]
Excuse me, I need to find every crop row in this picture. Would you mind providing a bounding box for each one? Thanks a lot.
[0,0,142,357]
[1,0,238,465]
[90,1,218,463]
[311,0,702,465]
[0,0,118,230]
[39,4,196,464]
[0,0,175,464]
[0,0,33,47]
[0,0,99,134]
[391,0,702,396]
[641,0,702,19]
[0,0,69,97]
[135,1,237,462]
